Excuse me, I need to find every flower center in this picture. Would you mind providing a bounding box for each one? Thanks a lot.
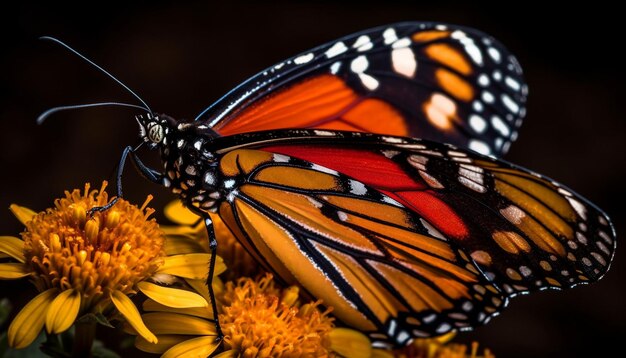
[21,182,165,299]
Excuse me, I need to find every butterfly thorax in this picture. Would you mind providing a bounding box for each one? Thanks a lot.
[146,115,223,213]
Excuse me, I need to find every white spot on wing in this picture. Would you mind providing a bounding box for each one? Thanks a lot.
[468,140,491,155]
[204,172,216,185]
[478,74,490,87]
[500,205,526,224]
[383,27,398,45]
[502,94,520,113]
[505,76,521,91]
[325,42,348,58]
[491,115,511,136]
[382,196,402,207]
[353,35,373,51]
[273,153,290,163]
[482,91,495,103]
[294,52,314,64]
[311,164,339,176]
[349,180,367,195]
[469,114,487,133]
[351,55,369,73]
[487,47,501,63]
[330,61,341,74]
[566,197,587,220]
[458,177,486,193]
[420,218,447,240]
[392,47,417,78]
[436,323,452,334]
[358,73,379,90]
[391,37,411,49]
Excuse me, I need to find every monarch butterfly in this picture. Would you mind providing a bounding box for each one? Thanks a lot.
[40,22,615,349]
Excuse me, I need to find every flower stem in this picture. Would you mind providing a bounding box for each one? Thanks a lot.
[72,320,96,357]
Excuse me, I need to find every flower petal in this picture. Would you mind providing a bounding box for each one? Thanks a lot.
[163,235,206,256]
[157,253,226,279]
[329,328,372,358]
[162,335,221,358]
[164,201,200,225]
[137,281,208,308]
[213,351,238,358]
[9,204,37,225]
[8,289,58,349]
[0,236,25,262]
[45,289,81,334]
[143,299,213,318]
[111,290,157,344]
[185,278,225,304]
[0,263,30,279]
[135,334,194,354]
[371,349,395,358]
[141,312,217,335]
[160,224,202,237]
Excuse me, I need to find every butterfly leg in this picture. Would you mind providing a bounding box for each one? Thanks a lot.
[90,145,163,214]
[200,214,224,342]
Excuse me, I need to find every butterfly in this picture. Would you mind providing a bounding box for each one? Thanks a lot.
[41,22,615,349]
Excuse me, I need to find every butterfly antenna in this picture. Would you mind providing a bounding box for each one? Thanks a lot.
[40,36,152,114]
[37,102,150,125]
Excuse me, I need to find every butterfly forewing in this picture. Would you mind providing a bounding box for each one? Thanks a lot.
[204,129,615,345]
[201,22,527,157]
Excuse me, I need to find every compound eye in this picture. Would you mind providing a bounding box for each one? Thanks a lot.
[147,123,164,143]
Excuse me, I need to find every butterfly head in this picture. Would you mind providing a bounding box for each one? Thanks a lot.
[136,113,177,149]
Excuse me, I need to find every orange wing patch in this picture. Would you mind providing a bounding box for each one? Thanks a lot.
[215,74,408,137]
[435,69,474,102]
[412,30,451,42]
[424,44,473,76]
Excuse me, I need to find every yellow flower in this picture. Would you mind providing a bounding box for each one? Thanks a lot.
[133,274,371,358]
[162,200,260,279]
[0,182,223,351]
[371,333,494,358]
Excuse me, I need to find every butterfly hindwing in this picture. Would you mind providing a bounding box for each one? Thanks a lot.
[200,22,527,157]
[207,129,615,345]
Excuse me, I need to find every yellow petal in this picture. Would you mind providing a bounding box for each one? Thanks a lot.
[0,263,30,279]
[143,299,213,319]
[371,349,395,358]
[214,351,238,358]
[164,201,200,225]
[137,281,208,308]
[135,334,194,354]
[161,226,201,238]
[163,235,207,255]
[0,236,25,262]
[111,290,157,344]
[162,335,221,358]
[141,312,217,335]
[157,253,226,279]
[185,278,225,304]
[329,328,372,358]
[8,289,58,349]
[45,289,81,334]
[433,331,456,344]
[9,204,37,225]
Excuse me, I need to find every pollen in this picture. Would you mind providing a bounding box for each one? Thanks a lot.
[21,181,165,298]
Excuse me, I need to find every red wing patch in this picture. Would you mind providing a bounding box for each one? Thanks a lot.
[262,144,468,240]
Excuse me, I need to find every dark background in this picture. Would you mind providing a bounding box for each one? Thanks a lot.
[1,2,624,357]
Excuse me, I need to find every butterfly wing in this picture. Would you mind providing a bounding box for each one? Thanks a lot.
[199,22,527,156]
[208,130,615,346]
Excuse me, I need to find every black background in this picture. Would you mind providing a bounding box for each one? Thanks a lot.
[1,2,624,357]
